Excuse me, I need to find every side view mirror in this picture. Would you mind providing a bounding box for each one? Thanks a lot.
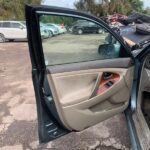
[98,43,120,57]
[19,26,24,30]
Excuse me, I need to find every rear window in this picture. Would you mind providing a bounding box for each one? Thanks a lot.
[3,22,11,28]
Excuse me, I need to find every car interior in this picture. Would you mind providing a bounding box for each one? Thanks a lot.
[141,54,150,127]
[132,54,150,148]
[46,58,134,131]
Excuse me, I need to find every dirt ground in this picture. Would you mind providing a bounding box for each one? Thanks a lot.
[0,42,130,150]
[42,33,107,65]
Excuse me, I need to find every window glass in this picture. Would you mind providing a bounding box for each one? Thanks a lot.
[11,23,22,28]
[89,22,97,27]
[3,22,10,28]
[21,21,26,26]
[0,22,2,27]
[39,15,121,66]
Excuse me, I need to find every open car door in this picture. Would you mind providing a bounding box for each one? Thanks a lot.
[25,5,135,143]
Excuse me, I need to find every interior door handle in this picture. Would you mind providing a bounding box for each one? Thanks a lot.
[90,74,101,98]
[103,72,113,80]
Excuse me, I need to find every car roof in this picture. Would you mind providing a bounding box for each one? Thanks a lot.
[0,21,24,23]
[47,23,58,26]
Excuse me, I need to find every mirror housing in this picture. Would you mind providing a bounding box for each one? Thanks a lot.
[19,26,24,29]
[98,43,120,58]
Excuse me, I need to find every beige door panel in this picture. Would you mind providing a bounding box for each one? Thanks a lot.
[47,67,133,131]
[63,101,128,130]
[140,69,150,92]
[52,73,101,106]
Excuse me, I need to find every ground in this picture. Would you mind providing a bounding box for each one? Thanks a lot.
[0,40,130,150]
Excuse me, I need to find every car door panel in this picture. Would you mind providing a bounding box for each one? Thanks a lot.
[47,58,133,73]
[46,59,134,131]
[25,5,135,143]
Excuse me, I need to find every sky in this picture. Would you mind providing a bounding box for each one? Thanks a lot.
[143,0,150,8]
[43,0,150,8]
[43,0,77,8]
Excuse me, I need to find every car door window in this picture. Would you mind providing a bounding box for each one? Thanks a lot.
[89,22,96,27]
[11,23,22,28]
[39,15,122,66]
[2,22,10,28]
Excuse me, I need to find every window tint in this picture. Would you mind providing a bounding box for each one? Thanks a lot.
[80,21,89,26]
[89,22,97,27]
[39,15,122,66]
[3,22,10,28]
[11,23,21,28]
[0,22,2,27]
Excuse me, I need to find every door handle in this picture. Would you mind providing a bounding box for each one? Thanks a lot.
[103,72,113,80]
[90,74,101,98]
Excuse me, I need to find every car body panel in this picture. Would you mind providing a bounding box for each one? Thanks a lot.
[0,21,27,39]
[40,25,50,38]
[72,20,103,34]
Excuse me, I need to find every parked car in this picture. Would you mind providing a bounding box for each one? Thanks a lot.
[40,23,59,37]
[26,5,150,150]
[46,23,67,34]
[40,25,50,39]
[71,20,104,34]
[0,21,27,42]
[45,23,59,35]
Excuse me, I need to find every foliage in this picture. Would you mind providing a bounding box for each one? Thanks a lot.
[127,0,144,13]
[40,15,76,25]
[144,7,150,15]
[0,0,42,20]
[74,0,144,16]
[0,0,146,20]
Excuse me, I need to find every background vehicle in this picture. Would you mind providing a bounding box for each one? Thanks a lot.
[40,25,50,39]
[45,23,59,35]
[47,23,67,34]
[0,21,27,42]
[71,20,104,34]
[40,23,58,37]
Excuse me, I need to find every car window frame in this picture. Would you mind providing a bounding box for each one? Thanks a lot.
[38,13,134,66]
[26,5,134,72]
[40,17,123,66]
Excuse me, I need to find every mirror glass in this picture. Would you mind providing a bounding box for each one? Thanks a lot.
[39,14,121,66]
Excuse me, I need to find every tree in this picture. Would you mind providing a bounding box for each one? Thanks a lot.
[0,0,43,20]
[144,7,150,15]
[127,0,144,13]
[74,0,144,16]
